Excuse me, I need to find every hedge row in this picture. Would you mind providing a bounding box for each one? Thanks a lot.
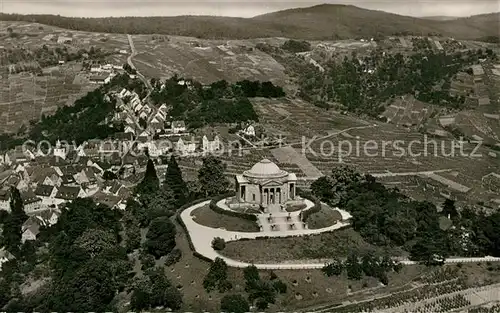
[299,199,322,222]
[296,188,322,222]
[209,192,258,222]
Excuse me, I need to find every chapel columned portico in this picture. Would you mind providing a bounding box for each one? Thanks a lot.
[235,159,297,207]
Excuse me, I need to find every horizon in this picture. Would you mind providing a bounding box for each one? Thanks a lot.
[0,1,498,18]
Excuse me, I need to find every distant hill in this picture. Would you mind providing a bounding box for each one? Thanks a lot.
[0,4,498,40]
[421,16,460,21]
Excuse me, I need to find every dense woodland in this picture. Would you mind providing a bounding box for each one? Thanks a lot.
[311,165,500,265]
[286,46,496,115]
[150,76,284,128]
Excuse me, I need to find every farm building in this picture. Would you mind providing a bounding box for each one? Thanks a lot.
[57,36,73,44]
[478,97,491,106]
[471,65,485,76]
[89,74,111,84]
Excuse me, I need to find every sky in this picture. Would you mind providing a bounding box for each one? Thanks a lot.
[0,0,498,18]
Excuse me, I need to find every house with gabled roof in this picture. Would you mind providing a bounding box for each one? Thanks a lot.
[21,217,42,243]
[55,186,86,202]
[124,125,136,135]
[0,248,15,270]
[138,130,151,143]
[171,121,186,134]
[175,136,197,155]
[21,190,42,213]
[0,189,10,212]
[42,173,62,187]
[35,184,59,206]
[202,134,221,154]
[37,209,61,227]
[159,103,169,113]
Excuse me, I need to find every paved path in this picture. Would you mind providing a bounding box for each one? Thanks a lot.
[371,168,454,178]
[180,200,500,269]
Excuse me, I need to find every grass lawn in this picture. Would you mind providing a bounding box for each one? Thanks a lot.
[306,204,343,229]
[169,218,427,312]
[190,204,260,232]
[220,228,404,263]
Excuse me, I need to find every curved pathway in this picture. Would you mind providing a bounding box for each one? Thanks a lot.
[180,200,500,269]
[181,200,351,269]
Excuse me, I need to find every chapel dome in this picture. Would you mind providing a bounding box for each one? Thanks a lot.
[244,159,288,178]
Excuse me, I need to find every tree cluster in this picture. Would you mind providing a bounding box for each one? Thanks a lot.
[281,39,312,53]
[312,165,500,265]
[150,76,285,129]
[295,48,495,115]
[322,253,402,284]
[27,74,135,145]
[203,257,232,293]
[130,268,182,311]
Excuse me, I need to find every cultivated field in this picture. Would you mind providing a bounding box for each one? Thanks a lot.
[0,64,97,133]
[130,35,288,85]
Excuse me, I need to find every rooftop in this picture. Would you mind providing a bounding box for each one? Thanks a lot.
[243,159,288,179]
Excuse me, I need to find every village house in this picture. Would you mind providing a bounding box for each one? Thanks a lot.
[124,125,136,135]
[243,125,256,137]
[159,103,168,113]
[90,73,111,84]
[171,121,186,134]
[0,189,10,212]
[175,136,197,155]
[37,209,61,227]
[55,186,86,203]
[202,134,221,154]
[138,130,151,143]
[0,248,15,270]
[21,217,42,243]
[21,190,42,213]
[56,35,72,44]
[35,184,60,206]
[42,172,63,187]
[53,140,67,159]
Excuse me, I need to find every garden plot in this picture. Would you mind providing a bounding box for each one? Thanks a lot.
[383,96,440,127]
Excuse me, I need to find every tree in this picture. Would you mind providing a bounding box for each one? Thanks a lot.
[203,257,229,292]
[3,187,28,254]
[442,198,458,220]
[130,269,182,311]
[164,155,188,207]
[345,252,363,280]
[145,216,176,258]
[147,188,176,220]
[74,228,117,258]
[220,294,250,313]
[322,258,343,276]
[272,280,287,294]
[135,159,160,203]
[212,237,226,251]
[198,156,230,197]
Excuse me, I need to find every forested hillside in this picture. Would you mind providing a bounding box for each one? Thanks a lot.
[0,5,498,40]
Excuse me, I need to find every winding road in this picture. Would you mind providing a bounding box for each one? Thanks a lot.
[127,34,153,92]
